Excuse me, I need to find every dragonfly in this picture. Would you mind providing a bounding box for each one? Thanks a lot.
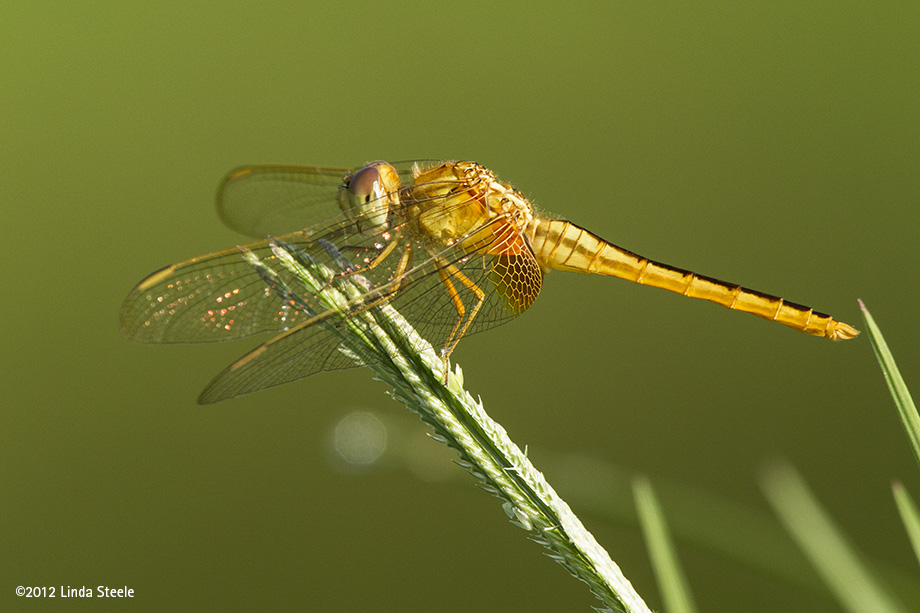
[121,160,859,403]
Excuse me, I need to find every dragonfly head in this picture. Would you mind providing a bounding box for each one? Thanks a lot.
[339,161,401,235]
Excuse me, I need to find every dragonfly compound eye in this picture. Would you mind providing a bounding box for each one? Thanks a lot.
[342,161,401,234]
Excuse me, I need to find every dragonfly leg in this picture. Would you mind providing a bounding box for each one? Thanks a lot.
[325,238,400,286]
[434,257,486,372]
[338,244,414,317]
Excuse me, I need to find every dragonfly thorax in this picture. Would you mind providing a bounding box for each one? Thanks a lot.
[406,161,535,253]
[487,180,535,236]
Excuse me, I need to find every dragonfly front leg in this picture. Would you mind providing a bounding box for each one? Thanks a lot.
[323,238,401,288]
[433,256,486,373]
[326,241,415,335]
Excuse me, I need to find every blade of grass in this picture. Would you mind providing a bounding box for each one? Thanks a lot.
[261,241,650,613]
[633,476,698,613]
[543,453,920,605]
[859,299,920,470]
[383,443,920,605]
[892,481,920,570]
[761,462,905,613]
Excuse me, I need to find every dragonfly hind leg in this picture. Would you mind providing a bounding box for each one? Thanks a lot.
[433,256,486,375]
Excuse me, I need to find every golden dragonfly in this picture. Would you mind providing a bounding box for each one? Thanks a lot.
[121,160,859,403]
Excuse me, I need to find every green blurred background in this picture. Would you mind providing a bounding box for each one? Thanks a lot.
[3,1,918,610]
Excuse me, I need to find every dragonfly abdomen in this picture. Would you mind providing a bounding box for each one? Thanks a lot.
[528,218,858,340]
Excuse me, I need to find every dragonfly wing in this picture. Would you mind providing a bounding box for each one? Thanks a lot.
[217,162,438,239]
[197,245,539,404]
[197,313,372,404]
[196,215,544,403]
[217,165,351,238]
[120,198,427,345]
[120,225,359,344]
[127,162,546,401]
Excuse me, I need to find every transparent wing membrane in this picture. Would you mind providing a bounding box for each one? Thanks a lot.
[120,221,361,344]
[193,216,533,403]
[217,165,351,238]
[122,163,543,401]
[217,161,438,238]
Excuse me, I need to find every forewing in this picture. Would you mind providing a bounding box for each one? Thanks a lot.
[121,192,433,346]
[216,162,436,238]
[120,211,376,344]
[217,165,350,238]
[120,230,323,344]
